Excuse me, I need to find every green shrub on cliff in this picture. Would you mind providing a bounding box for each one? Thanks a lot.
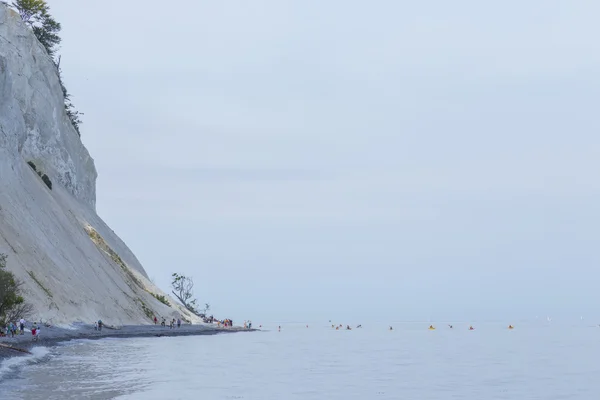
[0,254,33,325]
[26,161,53,190]
[41,173,52,190]
[151,293,171,307]
[10,0,83,136]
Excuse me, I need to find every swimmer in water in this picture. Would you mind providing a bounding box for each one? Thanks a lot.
[389,326,393,331]
[469,326,474,330]
[448,325,453,329]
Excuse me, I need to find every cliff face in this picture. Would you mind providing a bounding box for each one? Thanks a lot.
[0,5,197,325]
[0,5,95,208]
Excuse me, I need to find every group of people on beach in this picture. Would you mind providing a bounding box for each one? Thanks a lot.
[0,319,41,341]
[2,320,24,337]
[217,319,233,328]
[88,315,245,332]
[205,316,239,328]
[153,316,182,329]
[94,320,103,331]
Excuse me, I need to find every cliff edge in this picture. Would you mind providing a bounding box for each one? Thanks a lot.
[0,4,197,325]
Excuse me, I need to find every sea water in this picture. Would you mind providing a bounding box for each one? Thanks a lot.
[1,321,599,399]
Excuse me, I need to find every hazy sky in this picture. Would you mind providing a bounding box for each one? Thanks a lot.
[48,0,600,323]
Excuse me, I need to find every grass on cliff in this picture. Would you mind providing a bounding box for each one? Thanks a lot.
[85,226,144,290]
[27,270,53,298]
[85,226,175,319]
[151,293,170,307]
[137,298,154,320]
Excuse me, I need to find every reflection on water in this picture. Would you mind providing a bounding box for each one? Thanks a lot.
[1,323,600,400]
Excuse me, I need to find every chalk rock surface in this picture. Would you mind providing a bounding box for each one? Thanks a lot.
[0,4,197,325]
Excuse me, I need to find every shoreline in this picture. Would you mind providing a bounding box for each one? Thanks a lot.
[0,324,256,361]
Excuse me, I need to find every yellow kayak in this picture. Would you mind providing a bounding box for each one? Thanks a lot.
[428,327,436,330]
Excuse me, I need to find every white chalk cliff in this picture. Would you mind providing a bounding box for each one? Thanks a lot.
[0,4,198,325]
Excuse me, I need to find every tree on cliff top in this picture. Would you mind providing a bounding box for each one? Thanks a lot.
[0,254,33,325]
[11,0,45,24]
[12,0,61,57]
[11,0,83,136]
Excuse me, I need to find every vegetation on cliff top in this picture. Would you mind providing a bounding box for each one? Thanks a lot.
[9,0,83,136]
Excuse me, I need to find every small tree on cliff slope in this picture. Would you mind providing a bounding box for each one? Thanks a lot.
[171,273,202,315]
[57,57,83,135]
[0,254,33,325]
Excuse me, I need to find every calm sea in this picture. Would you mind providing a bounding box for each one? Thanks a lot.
[1,321,599,399]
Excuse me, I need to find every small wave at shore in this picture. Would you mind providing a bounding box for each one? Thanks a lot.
[0,346,51,381]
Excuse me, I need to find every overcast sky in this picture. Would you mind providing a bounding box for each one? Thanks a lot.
[48,0,600,323]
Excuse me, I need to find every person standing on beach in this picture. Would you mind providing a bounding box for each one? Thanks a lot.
[94,321,98,331]
[154,316,158,325]
[20,318,25,334]
[177,319,181,328]
[98,319,103,332]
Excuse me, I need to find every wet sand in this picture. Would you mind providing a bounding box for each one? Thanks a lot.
[0,323,254,359]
